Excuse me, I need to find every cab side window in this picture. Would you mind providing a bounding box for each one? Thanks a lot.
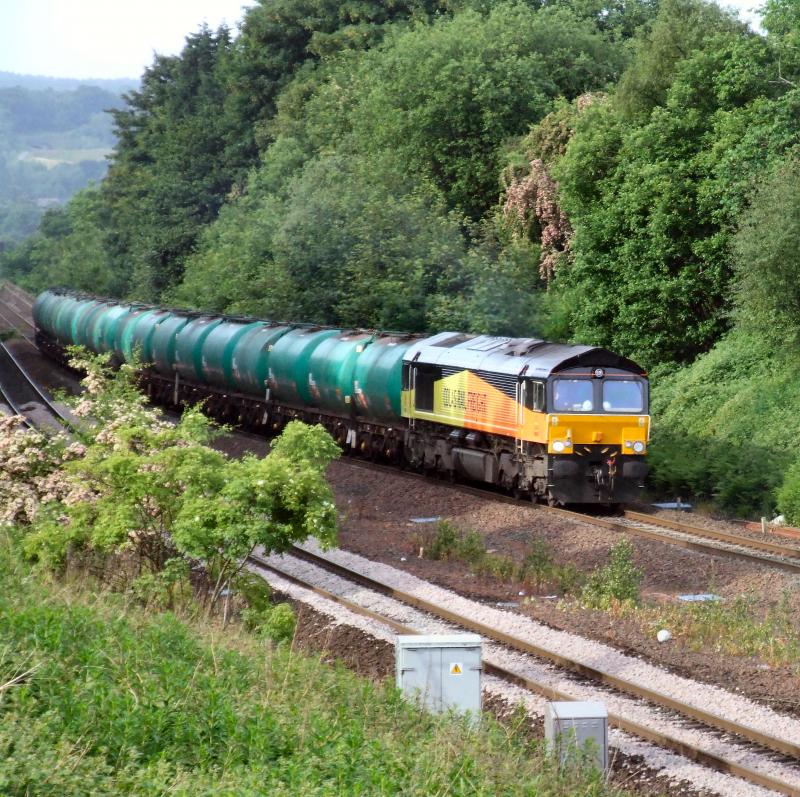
[414,366,440,411]
[524,380,545,411]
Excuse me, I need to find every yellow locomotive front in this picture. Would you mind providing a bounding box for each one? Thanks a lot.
[536,368,649,503]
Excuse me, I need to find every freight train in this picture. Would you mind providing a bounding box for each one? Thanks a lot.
[33,289,650,505]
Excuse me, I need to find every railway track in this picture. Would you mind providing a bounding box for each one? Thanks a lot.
[8,278,798,571]
[250,544,800,797]
[5,281,800,793]
[0,340,76,432]
[0,281,34,309]
[337,457,800,574]
[0,282,36,346]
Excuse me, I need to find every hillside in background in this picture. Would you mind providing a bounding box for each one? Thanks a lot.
[3,0,800,519]
[0,76,133,245]
[0,71,138,92]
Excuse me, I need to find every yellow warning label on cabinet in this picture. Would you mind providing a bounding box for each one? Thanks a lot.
[450,662,462,675]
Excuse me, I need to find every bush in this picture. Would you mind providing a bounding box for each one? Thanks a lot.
[648,329,798,518]
[242,602,297,643]
[422,521,483,563]
[581,539,643,609]
[777,458,800,525]
[261,603,297,643]
[423,522,581,596]
[648,432,787,518]
[16,352,340,613]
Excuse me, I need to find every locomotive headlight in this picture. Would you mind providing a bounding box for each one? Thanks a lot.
[553,441,565,452]
[633,441,646,453]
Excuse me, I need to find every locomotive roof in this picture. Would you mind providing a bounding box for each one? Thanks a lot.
[403,332,645,378]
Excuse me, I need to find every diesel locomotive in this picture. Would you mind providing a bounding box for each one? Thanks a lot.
[33,289,650,505]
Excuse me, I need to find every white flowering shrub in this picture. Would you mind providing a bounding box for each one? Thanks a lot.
[0,416,89,527]
[8,349,340,611]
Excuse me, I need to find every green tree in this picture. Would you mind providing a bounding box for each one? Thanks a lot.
[615,0,745,119]
[732,156,800,343]
[338,3,627,219]
[551,19,800,365]
[222,0,440,163]
[23,352,340,610]
[105,26,236,300]
[0,189,122,295]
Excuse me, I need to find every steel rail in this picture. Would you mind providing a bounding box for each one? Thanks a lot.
[548,504,800,575]
[0,307,36,347]
[283,543,800,759]
[0,297,35,332]
[623,509,800,558]
[0,281,34,309]
[32,321,800,574]
[0,341,77,432]
[249,550,800,797]
[0,369,33,428]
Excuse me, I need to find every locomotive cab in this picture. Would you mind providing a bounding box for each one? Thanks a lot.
[542,367,649,504]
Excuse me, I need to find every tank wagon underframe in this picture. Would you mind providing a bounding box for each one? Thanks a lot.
[33,289,650,505]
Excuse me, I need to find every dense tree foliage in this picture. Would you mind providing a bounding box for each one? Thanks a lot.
[7,0,800,515]
[513,0,800,366]
[0,189,120,295]
[732,156,800,343]
[170,1,625,330]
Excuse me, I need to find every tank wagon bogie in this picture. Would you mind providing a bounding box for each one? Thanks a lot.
[33,289,650,505]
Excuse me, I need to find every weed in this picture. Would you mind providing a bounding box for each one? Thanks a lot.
[632,590,800,669]
[423,520,460,560]
[422,522,581,596]
[0,529,636,796]
[581,538,643,609]
[519,537,556,588]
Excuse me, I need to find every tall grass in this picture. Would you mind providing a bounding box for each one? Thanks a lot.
[630,592,800,670]
[0,531,632,796]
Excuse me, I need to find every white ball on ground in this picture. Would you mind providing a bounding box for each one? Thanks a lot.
[656,629,672,643]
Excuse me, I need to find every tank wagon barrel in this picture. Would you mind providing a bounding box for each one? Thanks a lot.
[33,288,650,505]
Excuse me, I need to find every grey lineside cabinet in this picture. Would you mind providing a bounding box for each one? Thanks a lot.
[544,701,608,772]
[395,634,482,716]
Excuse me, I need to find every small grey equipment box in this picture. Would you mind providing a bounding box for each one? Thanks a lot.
[545,701,608,772]
[396,634,482,715]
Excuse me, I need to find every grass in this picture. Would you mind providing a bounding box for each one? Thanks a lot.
[0,530,632,796]
[418,523,798,673]
[417,521,581,596]
[628,592,800,670]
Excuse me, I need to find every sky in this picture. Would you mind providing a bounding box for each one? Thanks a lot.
[0,0,257,80]
[0,0,763,82]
